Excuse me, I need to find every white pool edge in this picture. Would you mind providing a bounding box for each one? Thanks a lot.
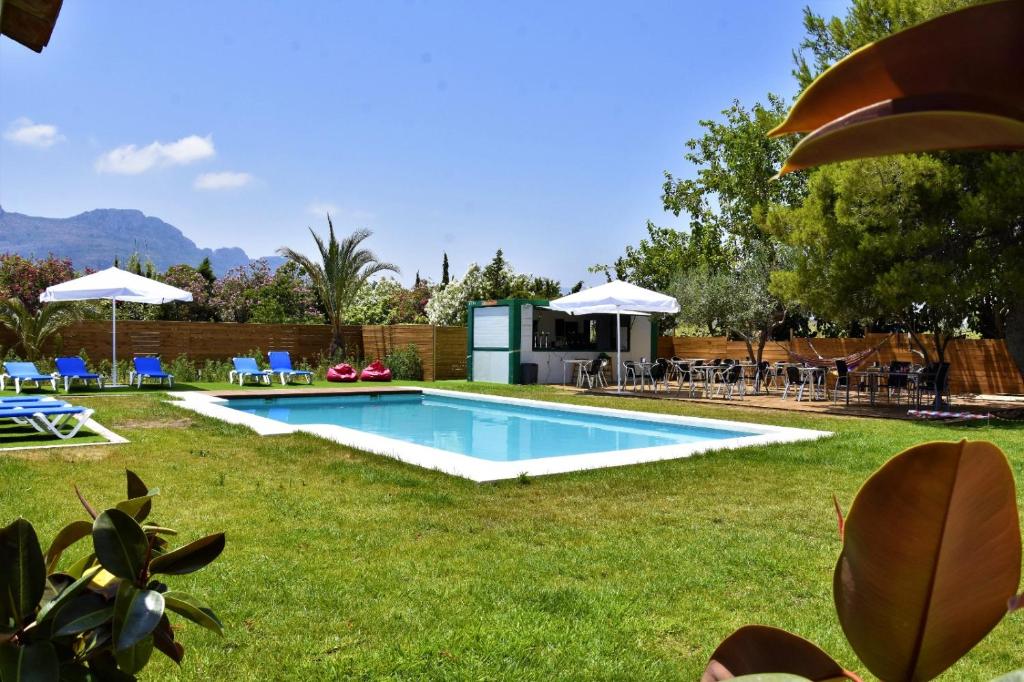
[167,389,831,482]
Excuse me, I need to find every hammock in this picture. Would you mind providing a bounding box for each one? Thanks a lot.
[776,333,894,370]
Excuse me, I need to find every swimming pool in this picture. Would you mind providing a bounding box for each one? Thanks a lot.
[172,389,829,481]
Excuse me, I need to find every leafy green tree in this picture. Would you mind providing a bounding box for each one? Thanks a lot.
[482,249,511,299]
[592,222,691,291]
[342,278,405,325]
[782,0,1024,376]
[768,155,976,363]
[659,96,803,362]
[197,257,216,287]
[277,217,398,353]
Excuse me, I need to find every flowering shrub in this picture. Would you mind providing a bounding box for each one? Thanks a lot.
[0,253,75,313]
[211,260,319,323]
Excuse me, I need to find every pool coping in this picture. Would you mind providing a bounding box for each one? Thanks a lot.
[167,388,831,482]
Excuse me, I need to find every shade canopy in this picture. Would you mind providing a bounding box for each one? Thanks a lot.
[547,280,679,315]
[39,267,193,304]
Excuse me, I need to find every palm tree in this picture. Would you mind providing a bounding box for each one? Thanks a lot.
[277,216,399,354]
[0,298,82,360]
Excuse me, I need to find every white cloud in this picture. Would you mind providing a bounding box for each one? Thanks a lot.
[306,201,339,217]
[95,134,215,174]
[194,171,253,190]
[4,117,65,148]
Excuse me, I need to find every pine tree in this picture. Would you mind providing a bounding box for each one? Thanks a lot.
[414,271,422,288]
[197,257,216,286]
[441,252,450,287]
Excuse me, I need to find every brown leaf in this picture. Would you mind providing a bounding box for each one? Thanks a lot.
[834,440,1021,681]
[702,625,860,682]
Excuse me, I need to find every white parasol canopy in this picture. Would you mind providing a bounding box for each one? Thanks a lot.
[40,267,193,386]
[548,280,680,391]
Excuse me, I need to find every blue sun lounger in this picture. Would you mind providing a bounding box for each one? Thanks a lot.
[267,351,313,385]
[0,402,94,439]
[54,357,105,392]
[229,357,272,386]
[130,357,174,388]
[1,361,57,394]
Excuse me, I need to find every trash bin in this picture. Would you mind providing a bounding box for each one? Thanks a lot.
[520,363,538,385]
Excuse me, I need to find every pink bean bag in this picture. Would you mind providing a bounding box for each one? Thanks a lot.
[359,359,392,382]
[326,363,358,382]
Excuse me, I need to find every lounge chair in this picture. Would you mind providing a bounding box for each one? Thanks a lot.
[1,362,57,394]
[360,359,392,382]
[0,403,94,440]
[130,357,174,388]
[54,357,104,392]
[267,351,314,385]
[229,357,272,386]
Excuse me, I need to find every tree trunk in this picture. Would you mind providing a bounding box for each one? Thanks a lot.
[1005,297,1024,382]
[908,330,932,366]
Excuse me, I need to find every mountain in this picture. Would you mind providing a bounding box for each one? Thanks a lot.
[0,206,285,276]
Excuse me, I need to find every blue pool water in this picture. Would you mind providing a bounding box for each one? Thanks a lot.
[227,393,758,462]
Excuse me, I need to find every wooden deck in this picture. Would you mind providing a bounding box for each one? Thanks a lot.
[566,385,1021,421]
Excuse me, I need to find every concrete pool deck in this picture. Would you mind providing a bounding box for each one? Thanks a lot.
[167,388,831,482]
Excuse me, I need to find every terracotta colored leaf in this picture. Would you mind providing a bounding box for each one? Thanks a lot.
[834,440,1021,681]
[775,98,1024,176]
[770,0,1024,136]
[702,625,860,682]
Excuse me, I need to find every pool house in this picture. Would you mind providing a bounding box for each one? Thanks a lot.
[467,298,657,385]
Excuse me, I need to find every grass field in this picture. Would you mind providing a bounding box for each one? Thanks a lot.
[1,382,1022,680]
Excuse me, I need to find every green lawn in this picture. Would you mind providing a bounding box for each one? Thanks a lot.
[1,382,1022,680]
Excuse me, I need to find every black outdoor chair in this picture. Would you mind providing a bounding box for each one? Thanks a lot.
[885,360,913,404]
[782,365,811,401]
[648,358,670,392]
[580,357,607,389]
[833,359,851,403]
[713,364,744,400]
[622,360,639,390]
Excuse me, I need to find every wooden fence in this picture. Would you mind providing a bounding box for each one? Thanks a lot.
[0,321,468,382]
[656,333,1024,395]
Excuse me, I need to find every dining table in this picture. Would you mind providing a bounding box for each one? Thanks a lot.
[846,369,921,406]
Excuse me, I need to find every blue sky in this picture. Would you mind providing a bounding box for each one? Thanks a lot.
[0,1,844,286]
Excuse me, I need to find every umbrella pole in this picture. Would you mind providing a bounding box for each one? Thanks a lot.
[616,309,622,393]
[112,298,118,386]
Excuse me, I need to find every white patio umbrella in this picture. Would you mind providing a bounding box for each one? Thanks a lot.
[39,267,193,386]
[548,280,680,392]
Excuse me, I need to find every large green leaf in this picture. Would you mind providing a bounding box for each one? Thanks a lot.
[834,440,1021,681]
[64,554,96,581]
[36,567,102,625]
[702,625,859,682]
[112,583,164,651]
[92,510,148,581]
[0,640,59,682]
[44,521,93,574]
[0,519,46,627]
[53,593,114,637]
[149,534,224,576]
[163,591,223,635]
[114,498,152,524]
[115,634,153,675]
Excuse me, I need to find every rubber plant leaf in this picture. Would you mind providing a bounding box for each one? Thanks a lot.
[0,518,46,626]
[52,592,115,637]
[112,583,164,651]
[152,614,184,665]
[149,533,225,576]
[114,496,153,524]
[0,640,59,682]
[44,520,94,573]
[834,440,1021,681]
[36,566,102,625]
[702,625,861,682]
[770,0,1024,136]
[163,591,223,635]
[775,96,1024,176]
[115,634,153,675]
[92,509,149,581]
[125,470,149,500]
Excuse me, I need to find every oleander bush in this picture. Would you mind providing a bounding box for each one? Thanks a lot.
[0,470,225,680]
